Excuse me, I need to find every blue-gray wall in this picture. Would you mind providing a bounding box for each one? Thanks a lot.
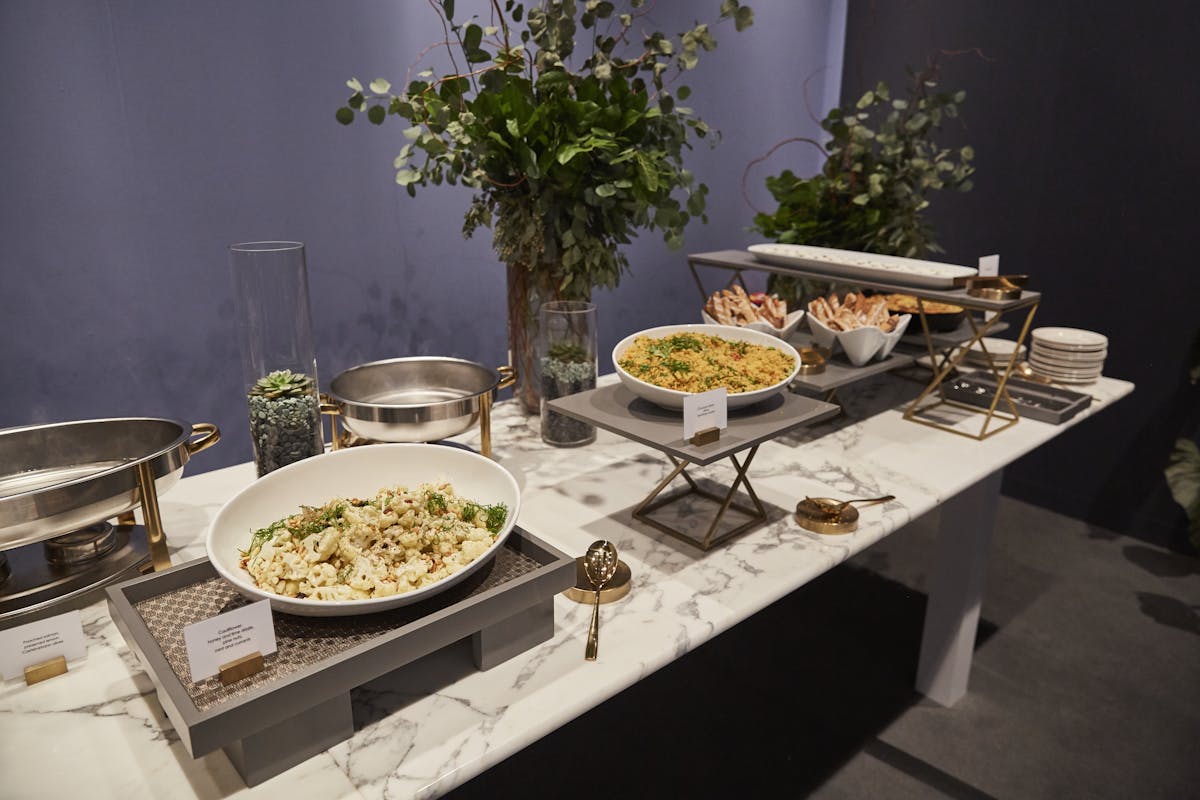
[1,1,845,472]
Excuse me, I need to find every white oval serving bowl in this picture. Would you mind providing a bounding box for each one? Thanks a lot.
[700,307,806,340]
[807,313,912,366]
[612,323,801,410]
[206,443,520,617]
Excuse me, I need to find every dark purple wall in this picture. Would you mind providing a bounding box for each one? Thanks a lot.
[841,0,1200,552]
[1,1,845,469]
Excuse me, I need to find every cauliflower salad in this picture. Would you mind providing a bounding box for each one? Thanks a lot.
[239,482,509,601]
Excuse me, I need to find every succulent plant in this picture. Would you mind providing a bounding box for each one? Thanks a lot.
[248,369,313,399]
[548,341,589,364]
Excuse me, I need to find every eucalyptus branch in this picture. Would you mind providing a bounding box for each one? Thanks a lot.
[740,137,827,214]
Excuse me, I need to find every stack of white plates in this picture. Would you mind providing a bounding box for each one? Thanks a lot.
[1028,327,1107,383]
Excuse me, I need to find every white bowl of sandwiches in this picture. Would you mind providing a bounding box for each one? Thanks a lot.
[806,292,911,366]
[701,285,805,339]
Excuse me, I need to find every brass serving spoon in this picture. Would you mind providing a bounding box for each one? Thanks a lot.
[583,540,619,661]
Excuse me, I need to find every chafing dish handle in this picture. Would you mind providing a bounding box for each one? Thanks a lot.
[496,365,517,391]
[319,394,344,451]
[187,423,221,454]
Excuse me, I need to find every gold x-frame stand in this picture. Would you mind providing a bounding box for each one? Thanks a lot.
[632,446,765,551]
[903,295,1040,441]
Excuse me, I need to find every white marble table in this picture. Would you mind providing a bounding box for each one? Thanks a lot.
[0,372,1133,799]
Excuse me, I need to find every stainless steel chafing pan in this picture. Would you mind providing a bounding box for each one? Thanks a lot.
[325,357,516,446]
[0,418,220,550]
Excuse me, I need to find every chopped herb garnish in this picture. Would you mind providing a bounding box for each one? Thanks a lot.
[483,502,508,533]
[425,491,448,515]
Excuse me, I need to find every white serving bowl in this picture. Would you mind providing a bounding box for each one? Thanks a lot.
[206,443,520,617]
[700,308,806,340]
[807,313,912,366]
[612,323,801,410]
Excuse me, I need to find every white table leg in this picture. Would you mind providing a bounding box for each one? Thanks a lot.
[915,469,1002,706]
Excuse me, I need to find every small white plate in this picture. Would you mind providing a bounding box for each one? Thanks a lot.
[1031,327,1108,350]
[960,337,1027,366]
[1029,350,1106,369]
[1028,361,1103,379]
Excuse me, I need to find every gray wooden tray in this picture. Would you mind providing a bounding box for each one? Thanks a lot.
[106,528,573,786]
[942,372,1094,424]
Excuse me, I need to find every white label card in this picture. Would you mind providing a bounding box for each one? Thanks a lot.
[978,254,1000,277]
[0,609,87,682]
[183,599,277,683]
[683,388,728,440]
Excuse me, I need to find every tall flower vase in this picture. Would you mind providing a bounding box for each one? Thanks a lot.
[507,262,585,414]
[538,301,597,447]
[230,241,324,477]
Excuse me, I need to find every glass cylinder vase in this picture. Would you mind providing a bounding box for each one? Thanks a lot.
[229,241,323,476]
[538,301,597,447]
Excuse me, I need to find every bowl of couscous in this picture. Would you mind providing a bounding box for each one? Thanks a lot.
[612,324,801,410]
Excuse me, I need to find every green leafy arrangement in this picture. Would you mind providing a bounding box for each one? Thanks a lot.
[338,0,752,299]
[748,66,974,303]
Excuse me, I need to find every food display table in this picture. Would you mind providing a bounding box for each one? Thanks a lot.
[0,372,1132,799]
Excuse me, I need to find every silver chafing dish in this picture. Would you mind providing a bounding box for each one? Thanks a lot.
[324,357,515,456]
[0,418,219,626]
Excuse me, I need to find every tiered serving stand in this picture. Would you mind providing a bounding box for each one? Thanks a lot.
[687,250,1042,441]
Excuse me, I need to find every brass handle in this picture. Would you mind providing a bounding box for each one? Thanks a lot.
[496,364,517,391]
[319,393,342,416]
[585,589,601,660]
[186,423,221,455]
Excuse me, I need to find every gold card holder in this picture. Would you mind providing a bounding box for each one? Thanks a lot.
[24,655,68,686]
[219,651,265,686]
[691,427,720,446]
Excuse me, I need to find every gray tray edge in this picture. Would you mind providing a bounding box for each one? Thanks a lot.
[106,528,573,758]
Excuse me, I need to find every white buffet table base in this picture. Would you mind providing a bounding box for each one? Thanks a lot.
[0,373,1133,799]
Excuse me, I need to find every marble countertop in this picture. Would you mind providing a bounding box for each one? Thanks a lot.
[0,373,1133,799]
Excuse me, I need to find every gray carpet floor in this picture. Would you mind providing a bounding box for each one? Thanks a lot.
[446,497,1200,799]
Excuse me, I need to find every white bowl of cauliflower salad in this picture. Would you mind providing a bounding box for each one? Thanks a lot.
[206,443,520,616]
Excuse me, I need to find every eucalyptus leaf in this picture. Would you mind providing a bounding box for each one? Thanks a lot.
[339,1,749,299]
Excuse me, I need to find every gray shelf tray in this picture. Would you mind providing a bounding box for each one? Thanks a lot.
[548,383,839,465]
[688,249,1041,312]
[106,528,573,786]
[785,332,914,394]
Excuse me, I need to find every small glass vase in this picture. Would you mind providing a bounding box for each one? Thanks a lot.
[229,241,323,477]
[538,301,597,447]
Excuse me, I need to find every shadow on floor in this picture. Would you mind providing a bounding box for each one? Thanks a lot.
[446,563,997,799]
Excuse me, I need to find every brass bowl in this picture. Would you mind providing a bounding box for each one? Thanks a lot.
[795,497,859,535]
[965,275,1029,301]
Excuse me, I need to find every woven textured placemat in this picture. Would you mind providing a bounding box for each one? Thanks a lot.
[133,544,542,712]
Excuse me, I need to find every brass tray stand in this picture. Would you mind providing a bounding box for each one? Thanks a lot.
[632,447,765,551]
[903,294,1040,441]
[683,250,1044,442]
